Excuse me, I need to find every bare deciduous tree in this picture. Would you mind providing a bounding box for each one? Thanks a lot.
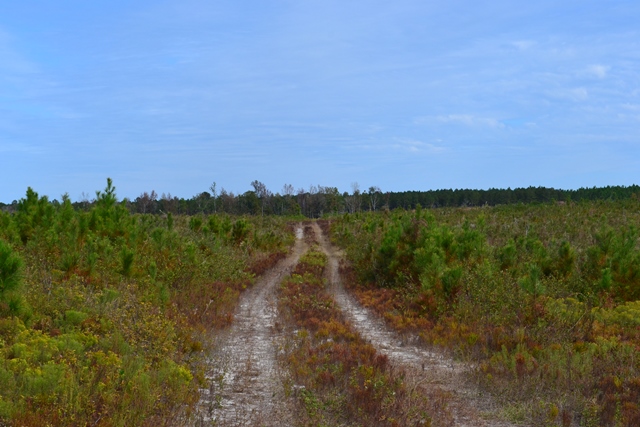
[209,182,218,213]
[282,183,294,197]
[137,190,158,214]
[219,187,236,213]
[160,192,178,214]
[344,182,361,213]
[297,187,307,216]
[251,180,272,216]
[368,186,382,211]
[79,191,92,210]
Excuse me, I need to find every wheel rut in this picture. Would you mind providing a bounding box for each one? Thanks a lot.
[311,221,517,427]
[194,225,307,426]
[194,222,517,426]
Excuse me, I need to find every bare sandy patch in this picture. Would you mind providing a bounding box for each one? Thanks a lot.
[193,225,308,426]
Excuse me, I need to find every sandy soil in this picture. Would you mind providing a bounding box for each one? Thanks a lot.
[192,222,518,426]
[193,225,307,426]
[311,222,517,427]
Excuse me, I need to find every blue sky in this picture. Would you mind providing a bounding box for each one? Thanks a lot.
[1,1,639,202]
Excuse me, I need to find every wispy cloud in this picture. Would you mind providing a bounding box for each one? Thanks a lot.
[438,114,504,128]
[0,141,43,154]
[1,1,640,200]
[545,87,589,102]
[416,114,504,129]
[586,64,609,79]
[0,27,38,74]
[392,138,446,154]
[510,40,536,51]
[354,137,446,155]
[617,103,640,122]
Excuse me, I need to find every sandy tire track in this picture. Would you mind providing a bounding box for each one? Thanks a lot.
[193,225,307,427]
[311,221,518,427]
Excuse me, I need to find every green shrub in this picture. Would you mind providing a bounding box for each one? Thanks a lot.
[64,310,88,327]
[0,240,22,298]
[232,218,250,243]
[188,216,202,232]
[498,239,517,270]
[120,248,135,277]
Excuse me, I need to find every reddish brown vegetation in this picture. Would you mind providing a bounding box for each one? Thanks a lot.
[278,248,434,426]
[247,250,287,276]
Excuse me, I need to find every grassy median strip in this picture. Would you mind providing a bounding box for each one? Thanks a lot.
[277,245,438,427]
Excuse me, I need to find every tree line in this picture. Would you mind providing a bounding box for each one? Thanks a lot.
[2,181,639,218]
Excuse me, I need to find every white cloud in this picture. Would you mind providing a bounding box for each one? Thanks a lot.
[434,114,504,129]
[0,27,38,74]
[356,138,446,155]
[0,141,42,154]
[510,40,536,51]
[392,138,445,153]
[617,104,640,122]
[586,64,609,79]
[621,103,640,111]
[571,87,588,100]
[545,87,589,102]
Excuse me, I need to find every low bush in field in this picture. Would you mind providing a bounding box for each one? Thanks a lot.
[329,201,640,426]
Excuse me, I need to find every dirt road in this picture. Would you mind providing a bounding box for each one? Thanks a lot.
[194,226,307,426]
[194,222,516,426]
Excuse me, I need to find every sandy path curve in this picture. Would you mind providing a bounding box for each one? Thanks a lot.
[193,225,307,426]
[312,222,517,427]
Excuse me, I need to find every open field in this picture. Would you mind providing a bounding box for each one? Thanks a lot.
[0,184,293,426]
[329,201,640,426]
[2,184,640,426]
